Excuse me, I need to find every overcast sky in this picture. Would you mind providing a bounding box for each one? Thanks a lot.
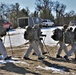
[0,0,76,13]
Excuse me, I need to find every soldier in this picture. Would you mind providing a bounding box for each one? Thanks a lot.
[32,25,47,55]
[64,27,76,60]
[0,23,11,60]
[56,24,68,58]
[23,25,44,60]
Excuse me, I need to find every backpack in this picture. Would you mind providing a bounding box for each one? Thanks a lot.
[65,30,74,44]
[24,26,34,40]
[51,28,63,41]
[0,25,6,37]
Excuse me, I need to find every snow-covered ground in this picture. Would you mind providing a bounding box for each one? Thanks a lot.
[2,28,28,47]
[2,26,76,47]
[1,26,76,74]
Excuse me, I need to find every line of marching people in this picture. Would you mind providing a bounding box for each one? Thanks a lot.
[0,23,47,60]
[23,24,76,61]
[56,24,76,61]
[1,22,76,61]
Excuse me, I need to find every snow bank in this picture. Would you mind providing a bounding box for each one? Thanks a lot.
[2,26,76,47]
[2,28,28,47]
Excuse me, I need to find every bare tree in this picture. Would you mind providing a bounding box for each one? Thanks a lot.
[64,10,75,24]
[53,1,66,25]
[35,0,54,20]
[0,3,12,20]
[21,7,29,17]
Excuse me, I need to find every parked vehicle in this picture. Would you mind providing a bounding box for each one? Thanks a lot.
[69,20,76,26]
[17,17,42,28]
[0,20,12,29]
[41,19,54,27]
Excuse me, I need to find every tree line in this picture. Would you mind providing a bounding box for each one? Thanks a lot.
[0,0,76,28]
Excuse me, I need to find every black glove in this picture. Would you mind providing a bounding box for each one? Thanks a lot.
[6,28,10,32]
[0,31,6,37]
[41,34,46,37]
[39,38,43,40]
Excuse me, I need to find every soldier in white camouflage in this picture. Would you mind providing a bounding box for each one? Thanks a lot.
[23,25,44,60]
[56,24,68,58]
[32,25,47,55]
[0,23,11,60]
[64,27,76,60]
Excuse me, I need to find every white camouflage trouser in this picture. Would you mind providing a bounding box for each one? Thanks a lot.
[66,43,76,58]
[24,40,42,58]
[0,39,8,59]
[57,41,68,55]
[38,40,45,53]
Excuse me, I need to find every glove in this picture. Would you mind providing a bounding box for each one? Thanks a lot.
[41,34,46,37]
[6,28,10,32]
[39,38,43,40]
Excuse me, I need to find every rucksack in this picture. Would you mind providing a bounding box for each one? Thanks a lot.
[24,31,28,40]
[51,28,63,41]
[24,26,34,40]
[65,30,74,44]
[0,25,6,37]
